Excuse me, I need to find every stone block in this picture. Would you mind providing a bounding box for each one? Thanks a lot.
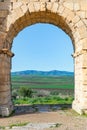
[85,11,87,18]
[0,10,8,17]
[51,3,59,13]
[28,2,35,13]
[0,102,13,117]
[0,2,10,10]
[74,3,80,11]
[21,4,28,14]
[29,0,38,2]
[13,2,22,9]
[82,38,87,49]
[80,2,87,11]
[40,2,46,11]
[57,5,64,15]
[0,96,11,104]
[66,11,75,23]
[0,107,10,117]
[77,11,86,19]
[0,85,10,91]
[46,2,52,12]
[63,2,73,10]
[72,15,80,24]
[34,2,40,12]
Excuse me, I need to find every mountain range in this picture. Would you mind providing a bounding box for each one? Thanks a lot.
[12,70,74,76]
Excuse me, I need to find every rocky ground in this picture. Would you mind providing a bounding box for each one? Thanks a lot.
[0,108,87,130]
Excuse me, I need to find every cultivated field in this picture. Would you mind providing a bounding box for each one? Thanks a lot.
[11,75,74,89]
[11,75,74,105]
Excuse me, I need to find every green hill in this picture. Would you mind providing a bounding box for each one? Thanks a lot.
[12,70,74,76]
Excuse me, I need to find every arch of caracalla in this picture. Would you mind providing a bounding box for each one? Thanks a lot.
[0,0,87,116]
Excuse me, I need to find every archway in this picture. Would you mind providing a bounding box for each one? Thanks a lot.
[12,23,73,72]
[0,1,87,116]
[11,23,74,112]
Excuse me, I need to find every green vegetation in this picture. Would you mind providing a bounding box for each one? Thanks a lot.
[9,122,28,129]
[0,126,5,130]
[54,123,62,128]
[50,123,62,128]
[11,75,74,105]
[19,87,32,98]
[11,75,74,89]
[13,96,73,105]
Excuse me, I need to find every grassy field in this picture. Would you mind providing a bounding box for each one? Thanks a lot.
[11,75,74,89]
[11,75,74,105]
[13,96,74,105]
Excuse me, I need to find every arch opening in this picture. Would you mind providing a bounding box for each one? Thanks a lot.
[11,23,74,114]
[12,23,74,72]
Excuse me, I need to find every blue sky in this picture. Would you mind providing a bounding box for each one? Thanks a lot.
[12,23,74,72]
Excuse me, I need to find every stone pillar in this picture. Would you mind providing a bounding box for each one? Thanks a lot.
[0,48,14,116]
[72,49,87,114]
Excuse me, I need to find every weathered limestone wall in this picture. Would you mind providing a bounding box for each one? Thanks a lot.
[0,49,14,116]
[0,0,87,116]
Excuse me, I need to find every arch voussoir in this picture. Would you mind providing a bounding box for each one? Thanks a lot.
[28,2,35,14]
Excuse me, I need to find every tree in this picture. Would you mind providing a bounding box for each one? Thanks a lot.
[19,87,33,98]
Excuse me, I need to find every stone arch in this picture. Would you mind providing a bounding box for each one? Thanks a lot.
[0,1,87,116]
[4,2,76,49]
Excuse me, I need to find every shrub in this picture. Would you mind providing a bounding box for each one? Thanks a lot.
[19,87,33,98]
[50,90,59,95]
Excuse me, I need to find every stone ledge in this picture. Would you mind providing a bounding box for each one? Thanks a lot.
[72,49,87,58]
[0,48,14,57]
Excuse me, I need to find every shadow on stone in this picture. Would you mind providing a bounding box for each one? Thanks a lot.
[12,104,72,116]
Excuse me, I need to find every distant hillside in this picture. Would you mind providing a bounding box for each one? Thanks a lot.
[11,70,74,76]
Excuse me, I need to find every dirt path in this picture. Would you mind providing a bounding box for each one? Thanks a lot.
[0,109,87,130]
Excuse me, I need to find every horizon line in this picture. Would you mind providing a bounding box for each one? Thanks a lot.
[11,69,74,73]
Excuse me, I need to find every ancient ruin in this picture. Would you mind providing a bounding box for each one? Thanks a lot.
[0,0,87,116]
